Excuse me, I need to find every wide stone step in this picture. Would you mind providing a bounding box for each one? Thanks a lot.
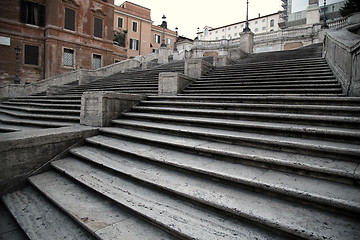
[51,157,287,240]
[28,171,178,240]
[186,83,341,91]
[147,95,360,106]
[0,105,80,116]
[117,113,360,144]
[139,100,360,116]
[51,149,360,240]
[77,138,360,215]
[99,127,360,184]
[2,186,96,240]
[129,105,360,128]
[1,101,80,110]
[181,88,343,94]
[208,67,333,77]
[0,112,74,129]
[191,79,338,87]
[111,118,360,161]
[0,108,79,123]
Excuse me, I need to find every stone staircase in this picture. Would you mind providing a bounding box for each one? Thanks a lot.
[2,45,360,239]
[0,61,185,133]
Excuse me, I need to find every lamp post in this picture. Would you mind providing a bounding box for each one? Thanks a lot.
[174,27,178,52]
[243,0,251,32]
[161,15,167,47]
[322,0,329,29]
[14,46,21,84]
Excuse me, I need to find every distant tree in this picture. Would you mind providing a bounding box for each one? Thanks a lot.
[340,0,360,17]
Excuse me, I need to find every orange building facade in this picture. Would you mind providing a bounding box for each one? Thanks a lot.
[114,1,177,58]
[0,0,127,85]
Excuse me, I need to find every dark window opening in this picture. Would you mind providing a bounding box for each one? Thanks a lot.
[65,8,76,31]
[94,17,103,38]
[20,0,45,27]
[25,45,39,65]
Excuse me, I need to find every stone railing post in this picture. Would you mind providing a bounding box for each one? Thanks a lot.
[80,92,145,127]
[158,72,194,95]
[184,59,214,79]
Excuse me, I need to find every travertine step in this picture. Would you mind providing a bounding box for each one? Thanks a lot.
[28,172,178,240]
[50,158,287,239]
[99,127,360,183]
[50,149,360,240]
[2,186,96,240]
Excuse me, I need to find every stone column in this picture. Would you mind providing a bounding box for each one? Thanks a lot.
[157,47,172,64]
[80,91,145,127]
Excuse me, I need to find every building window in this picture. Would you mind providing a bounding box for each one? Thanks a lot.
[255,21,258,24]
[234,32,238,36]
[270,19,274,27]
[63,48,74,67]
[65,8,76,31]
[117,17,123,28]
[228,34,232,38]
[24,45,39,65]
[262,19,266,22]
[255,28,259,32]
[93,54,101,69]
[20,0,45,27]
[167,38,172,46]
[222,29,225,32]
[94,17,103,38]
[215,30,218,34]
[130,38,139,50]
[155,34,161,44]
[132,21,138,32]
[262,26,266,31]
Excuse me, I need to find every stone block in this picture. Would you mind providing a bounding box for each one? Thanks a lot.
[159,72,193,95]
[80,91,145,127]
[306,5,320,25]
[184,59,214,79]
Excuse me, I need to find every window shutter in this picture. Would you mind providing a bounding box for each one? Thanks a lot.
[94,18,103,38]
[65,8,75,31]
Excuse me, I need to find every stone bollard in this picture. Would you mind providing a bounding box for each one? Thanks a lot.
[80,91,145,127]
[158,72,194,95]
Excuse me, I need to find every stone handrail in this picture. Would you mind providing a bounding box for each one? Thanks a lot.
[324,21,360,96]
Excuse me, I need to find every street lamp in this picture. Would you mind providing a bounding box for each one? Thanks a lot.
[14,46,21,84]
[161,15,167,47]
[243,0,251,32]
[322,0,329,29]
[174,27,178,52]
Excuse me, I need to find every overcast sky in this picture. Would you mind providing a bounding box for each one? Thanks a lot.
[114,0,344,39]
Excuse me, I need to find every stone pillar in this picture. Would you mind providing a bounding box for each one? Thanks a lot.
[159,72,193,95]
[157,47,172,64]
[239,31,254,54]
[184,59,213,79]
[213,56,237,67]
[80,91,145,127]
[306,4,320,25]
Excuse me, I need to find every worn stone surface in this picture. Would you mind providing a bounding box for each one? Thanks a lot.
[184,59,213,79]
[0,125,98,194]
[158,72,193,95]
[2,186,95,240]
[80,91,145,127]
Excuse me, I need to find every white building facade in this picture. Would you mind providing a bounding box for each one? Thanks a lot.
[197,12,281,41]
